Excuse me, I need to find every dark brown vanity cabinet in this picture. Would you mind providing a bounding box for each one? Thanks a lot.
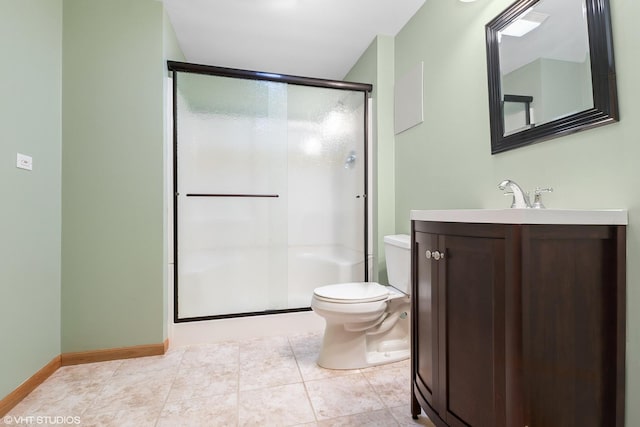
[412,222,512,427]
[411,221,626,427]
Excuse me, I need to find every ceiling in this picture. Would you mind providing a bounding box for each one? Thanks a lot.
[162,0,426,81]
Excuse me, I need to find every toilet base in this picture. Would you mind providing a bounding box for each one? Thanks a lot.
[316,313,410,370]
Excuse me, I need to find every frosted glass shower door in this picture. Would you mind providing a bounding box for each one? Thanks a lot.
[286,86,367,307]
[175,73,289,319]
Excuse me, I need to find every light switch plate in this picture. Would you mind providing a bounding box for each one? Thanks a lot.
[17,153,33,171]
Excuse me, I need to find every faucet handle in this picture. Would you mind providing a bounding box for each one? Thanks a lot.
[535,187,553,194]
[532,187,553,209]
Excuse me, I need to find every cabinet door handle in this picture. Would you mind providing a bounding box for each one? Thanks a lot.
[426,250,445,261]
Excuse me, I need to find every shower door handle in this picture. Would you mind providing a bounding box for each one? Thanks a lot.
[185,193,280,198]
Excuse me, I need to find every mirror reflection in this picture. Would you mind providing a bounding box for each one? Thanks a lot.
[499,0,592,135]
[486,0,618,154]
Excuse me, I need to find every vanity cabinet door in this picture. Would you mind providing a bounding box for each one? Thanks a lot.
[412,223,510,427]
[521,225,625,427]
[413,231,439,413]
[437,232,506,427]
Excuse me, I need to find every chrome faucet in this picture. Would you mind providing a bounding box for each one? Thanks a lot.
[498,179,531,208]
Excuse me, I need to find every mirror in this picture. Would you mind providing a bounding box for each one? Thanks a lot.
[486,0,618,154]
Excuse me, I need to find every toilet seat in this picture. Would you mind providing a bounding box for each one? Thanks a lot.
[313,282,389,304]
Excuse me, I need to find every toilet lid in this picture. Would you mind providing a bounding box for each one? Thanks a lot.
[313,282,389,303]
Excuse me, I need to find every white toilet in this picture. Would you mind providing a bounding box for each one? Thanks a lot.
[311,234,411,369]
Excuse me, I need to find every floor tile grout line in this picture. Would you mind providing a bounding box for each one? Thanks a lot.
[48,359,126,420]
[361,367,393,410]
[235,339,241,427]
[51,361,123,419]
[289,335,320,425]
[152,349,187,427]
[77,377,111,419]
[365,375,403,427]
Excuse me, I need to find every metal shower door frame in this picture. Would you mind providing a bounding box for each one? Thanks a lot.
[168,61,372,323]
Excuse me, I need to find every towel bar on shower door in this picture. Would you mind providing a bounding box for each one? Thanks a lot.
[183,193,280,198]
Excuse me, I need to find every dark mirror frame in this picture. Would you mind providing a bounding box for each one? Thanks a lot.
[486,0,619,154]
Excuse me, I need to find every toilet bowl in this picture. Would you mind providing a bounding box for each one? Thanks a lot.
[311,234,411,369]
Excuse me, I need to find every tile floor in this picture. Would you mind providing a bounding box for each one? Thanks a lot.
[4,332,435,427]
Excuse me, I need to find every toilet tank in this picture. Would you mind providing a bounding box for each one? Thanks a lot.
[383,234,411,294]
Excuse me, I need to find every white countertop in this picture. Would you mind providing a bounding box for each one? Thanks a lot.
[410,209,628,225]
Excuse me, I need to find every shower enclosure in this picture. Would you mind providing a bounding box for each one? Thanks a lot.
[168,62,372,322]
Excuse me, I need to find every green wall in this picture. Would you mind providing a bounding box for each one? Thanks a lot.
[0,0,184,399]
[0,0,63,401]
[162,8,185,342]
[387,0,639,424]
[346,35,395,283]
[61,0,172,352]
[1,0,183,402]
